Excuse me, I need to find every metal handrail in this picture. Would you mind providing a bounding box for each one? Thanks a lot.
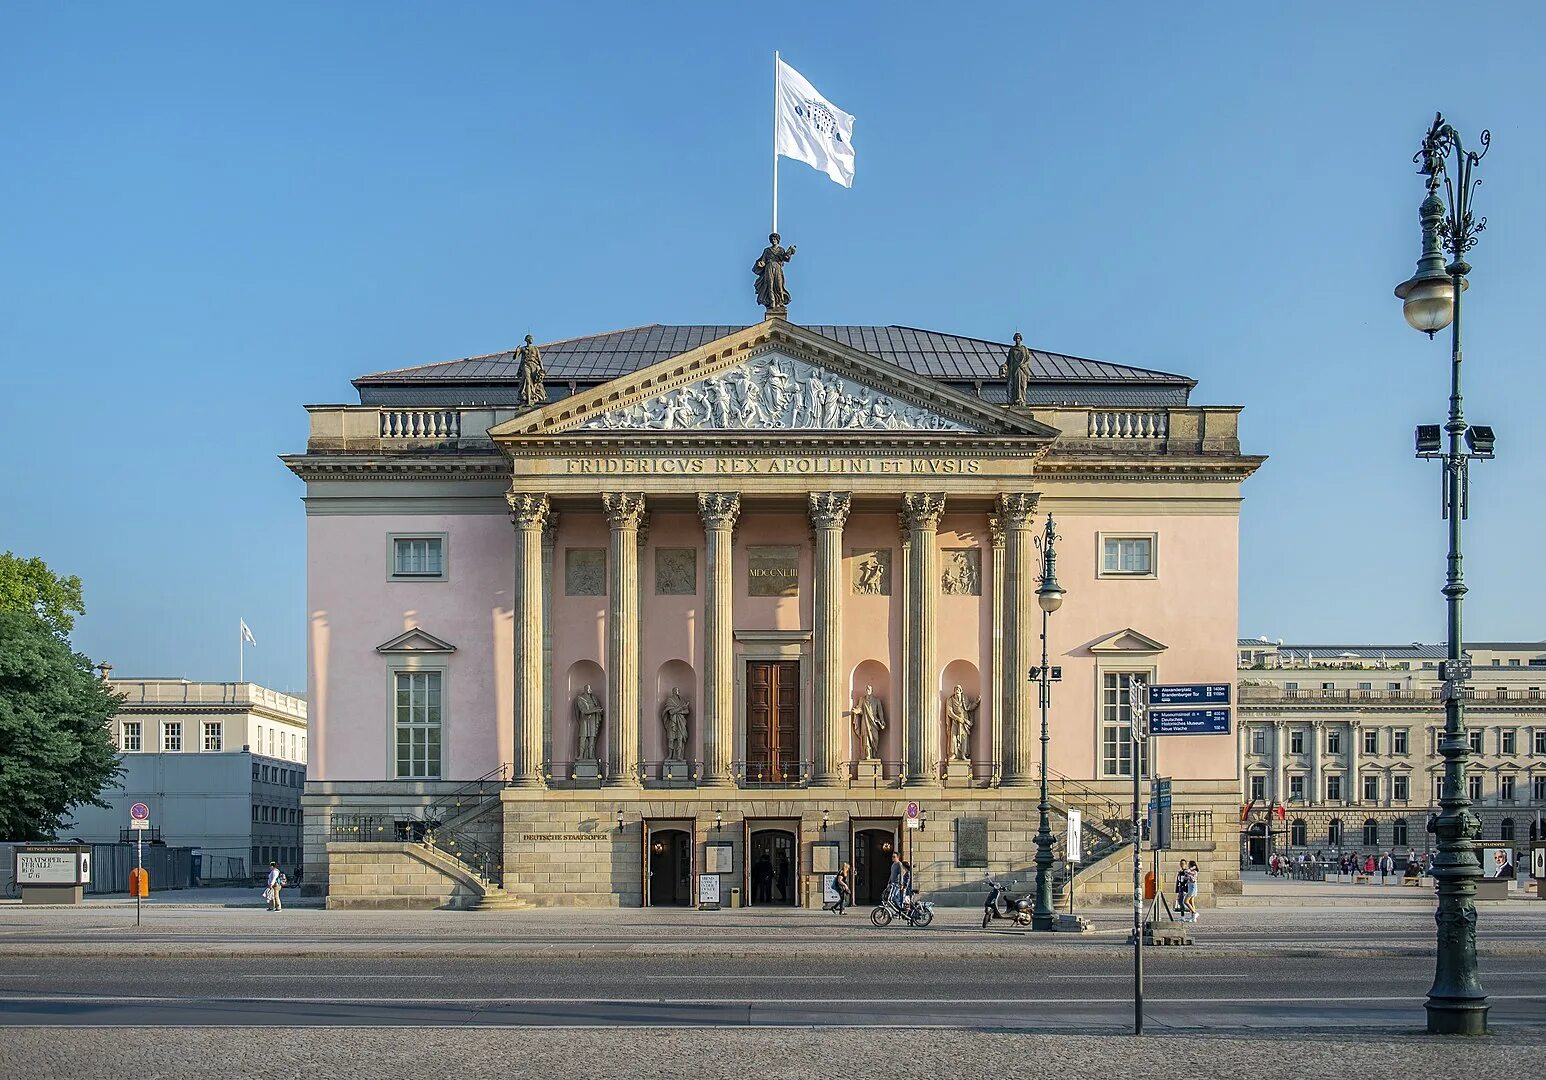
[732,758,812,787]
[423,764,511,826]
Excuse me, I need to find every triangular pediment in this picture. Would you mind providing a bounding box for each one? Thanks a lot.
[490,321,1058,440]
[376,627,457,654]
[1088,628,1169,654]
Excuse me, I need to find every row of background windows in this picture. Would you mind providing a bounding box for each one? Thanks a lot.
[1255,773,1546,802]
[252,845,299,869]
[1281,816,1533,847]
[252,805,301,825]
[1252,727,1540,756]
[121,720,307,761]
[250,764,304,787]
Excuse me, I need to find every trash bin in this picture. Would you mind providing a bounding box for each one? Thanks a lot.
[729,887,741,908]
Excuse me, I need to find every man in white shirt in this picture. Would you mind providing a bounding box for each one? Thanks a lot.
[266,862,284,911]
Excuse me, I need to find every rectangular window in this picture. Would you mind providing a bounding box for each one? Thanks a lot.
[394,670,444,780]
[1289,730,1304,755]
[1468,730,1483,753]
[1250,728,1266,754]
[121,721,142,752]
[1100,535,1154,576]
[1387,682,1401,691]
[1326,730,1341,755]
[251,805,259,823]
[1536,731,1546,754]
[1362,774,1379,802]
[1249,774,1266,800]
[1435,776,1444,802]
[1502,730,1516,754]
[1326,775,1342,801]
[289,732,297,760]
[1393,775,1410,801]
[1099,672,1148,778]
[1321,682,1336,691]
[1362,729,1378,755]
[1500,775,1515,800]
[1534,776,1546,801]
[1467,775,1482,801]
[1509,658,1521,667]
[392,536,445,579]
[162,722,182,752]
[1284,682,1299,691]
[1394,730,1408,754]
[1289,775,1305,802]
[203,722,223,751]
[1358,682,1372,691]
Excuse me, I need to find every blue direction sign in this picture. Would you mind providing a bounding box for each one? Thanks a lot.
[1147,708,1231,736]
[1147,683,1231,707]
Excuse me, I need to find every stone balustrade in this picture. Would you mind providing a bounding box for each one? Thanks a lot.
[1087,410,1168,439]
[379,408,461,440]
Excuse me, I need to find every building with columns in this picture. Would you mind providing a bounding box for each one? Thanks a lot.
[1238,639,1546,865]
[286,317,1262,908]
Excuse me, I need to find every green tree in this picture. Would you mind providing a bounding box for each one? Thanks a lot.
[0,552,85,637]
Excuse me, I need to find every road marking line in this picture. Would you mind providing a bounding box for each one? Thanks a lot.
[238,974,444,979]
[1,994,1543,1006]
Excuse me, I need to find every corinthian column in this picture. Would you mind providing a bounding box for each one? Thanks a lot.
[507,492,550,787]
[808,491,851,786]
[900,493,946,783]
[988,514,1006,786]
[997,493,1040,786]
[698,492,740,786]
[602,492,646,785]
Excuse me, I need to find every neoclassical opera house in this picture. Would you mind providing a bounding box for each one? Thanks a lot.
[286,270,1263,909]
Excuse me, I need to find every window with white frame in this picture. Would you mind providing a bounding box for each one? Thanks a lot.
[289,732,297,760]
[1534,776,1546,800]
[1500,774,1515,800]
[394,670,443,780]
[1326,775,1342,801]
[1393,775,1410,801]
[1434,776,1444,801]
[1099,672,1148,777]
[121,721,142,752]
[1250,728,1266,754]
[1249,774,1266,800]
[1468,730,1482,753]
[1387,682,1402,691]
[1394,729,1409,755]
[1502,730,1516,754]
[392,536,445,579]
[1289,775,1305,802]
[1289,730,1304,755]
[1466,775,1482,800]
[162,722,182,752]
[254,724,262,754]
[1392,819,1409,846]
[1362,774,1379,802]
[1100,536,1154,577]
[1536,731,1546,754]
[1362,728,1378,755]
[202,722,222,751]
[1326,730,1340,754]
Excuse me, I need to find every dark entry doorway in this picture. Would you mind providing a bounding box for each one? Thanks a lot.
[1247,822,1267,866]
[746,661,800,780]
[853,827,896,904]
[647,828,692,906]
[749,829,797,905]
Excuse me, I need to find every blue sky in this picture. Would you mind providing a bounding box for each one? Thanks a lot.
[3,3,1543,693]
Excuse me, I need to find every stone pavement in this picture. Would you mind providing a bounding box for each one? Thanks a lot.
[3,1027,1543,1080]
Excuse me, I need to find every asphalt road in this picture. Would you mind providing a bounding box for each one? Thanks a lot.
[2,952,1542,1032]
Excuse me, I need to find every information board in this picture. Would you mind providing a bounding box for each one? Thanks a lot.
[1147,683,1231,707]
[14,847,89,885]
[705,841,733,874]
[698,873,721,907]
[1148,708,1232,736]
[1066,809,1083,866]
[821,874,840,905]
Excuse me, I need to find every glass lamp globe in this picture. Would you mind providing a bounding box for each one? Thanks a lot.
[1399,277,1456,336]
[1037,586,1065,613]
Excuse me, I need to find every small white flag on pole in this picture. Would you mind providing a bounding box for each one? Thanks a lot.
[775,57,855,189]
[240,619,257,647]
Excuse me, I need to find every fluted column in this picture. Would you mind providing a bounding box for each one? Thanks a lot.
[1273,720,1287,805]
[540,511,558,771]
[508,492,550,787]
[988,515,1006,785]
[1310,720,1323,805]
[602,492,646,785]
[1349,719,1362,806]
[901,493,946,783]
[809,492,851,786]
[698,492,740,786]
[997,493,1040,785]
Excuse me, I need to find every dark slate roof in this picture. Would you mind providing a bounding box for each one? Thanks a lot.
[352,324,1195,407]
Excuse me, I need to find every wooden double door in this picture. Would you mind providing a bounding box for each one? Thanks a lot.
[746,661,800,779]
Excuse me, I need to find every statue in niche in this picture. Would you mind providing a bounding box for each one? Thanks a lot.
[946,684,980,761]
[1000,331,1031,407]
[661,686,691,762]
[574,684,604,761]
[752,233,796,313]
[516,334,548,407]
[850,685,886,760]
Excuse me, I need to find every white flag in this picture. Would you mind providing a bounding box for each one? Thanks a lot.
[775,58,855,188]
[240,619,257,647]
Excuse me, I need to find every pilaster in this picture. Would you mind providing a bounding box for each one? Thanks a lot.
[602,492,646,785]
[698,492,740,786]
[988,514,1006,787]
[900,492,946,783]
[507,493,550,786]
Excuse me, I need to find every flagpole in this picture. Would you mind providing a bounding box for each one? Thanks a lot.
[238,620,244,684]
[771,50,779,235]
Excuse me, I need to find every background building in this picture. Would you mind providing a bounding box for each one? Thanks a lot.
[64,674,309,879]
[1237,639,1546,864]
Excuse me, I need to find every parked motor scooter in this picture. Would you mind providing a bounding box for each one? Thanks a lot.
[982,877,1034,928]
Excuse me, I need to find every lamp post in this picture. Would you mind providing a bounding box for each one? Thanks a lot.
[1031,514,1065,931]
[1394,112,1495,1036]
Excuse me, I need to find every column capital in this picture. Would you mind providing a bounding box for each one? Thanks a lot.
[507,492,551,530]
[996,492,1041,527]
[697,491,741,530]
[988,513,1006,550]
[541,509,560,548]
[637,513,652,549]
[601,492,647,529]
[900,492,946,531]
[807,491,852,530]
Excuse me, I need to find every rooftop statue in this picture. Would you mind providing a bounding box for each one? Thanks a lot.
[516,334,548,407]
[753,233,796,314]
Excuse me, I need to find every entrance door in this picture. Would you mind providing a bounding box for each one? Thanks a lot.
[853,827,896,904]
[1247,823,1267,866]
[749,829,797,905]
[747,661,800,780]
[647,828,692,906]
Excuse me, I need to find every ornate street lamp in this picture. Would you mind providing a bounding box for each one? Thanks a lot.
[1395,112,1496,1036]
[1031,514,1065,931]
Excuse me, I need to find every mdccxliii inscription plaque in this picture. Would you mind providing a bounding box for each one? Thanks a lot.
[747,545,800,597]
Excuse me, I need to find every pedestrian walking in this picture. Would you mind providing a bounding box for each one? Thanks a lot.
[265,862,286,911]
[831,862,853,914]
[1186,860,1201,923]
[885,851,903,908]
[1174,860,1191,921]
[1363,853,1375,877]
[1379,851,1394,884]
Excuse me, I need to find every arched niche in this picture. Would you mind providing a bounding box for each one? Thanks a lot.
[564,660,605,765]
[848,660,891,764]
[654,659,695,763]
[940,659,983,766]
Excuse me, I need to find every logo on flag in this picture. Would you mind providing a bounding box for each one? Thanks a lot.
[775,58,855,188]
[240,619,257,647]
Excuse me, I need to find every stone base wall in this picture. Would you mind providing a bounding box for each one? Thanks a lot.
[324,842,486,910]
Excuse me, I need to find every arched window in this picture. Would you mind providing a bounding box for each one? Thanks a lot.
[1500,818,1515,841]
[1392,819,1409,847]
[1328,818,1343,847]
[1362,819,1380,846]
[1290,819,1307,847]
